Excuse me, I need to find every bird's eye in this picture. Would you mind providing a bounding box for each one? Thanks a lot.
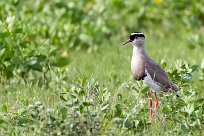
[129,35,135,40]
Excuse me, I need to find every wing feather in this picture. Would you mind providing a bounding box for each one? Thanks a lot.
[145,56,178,92]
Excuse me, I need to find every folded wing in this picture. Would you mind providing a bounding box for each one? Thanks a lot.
[145,56,178,92]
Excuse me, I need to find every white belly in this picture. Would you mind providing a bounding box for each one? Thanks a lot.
[143,69,161,92]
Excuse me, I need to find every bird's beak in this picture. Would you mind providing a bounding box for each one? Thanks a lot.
[123,39,132,45]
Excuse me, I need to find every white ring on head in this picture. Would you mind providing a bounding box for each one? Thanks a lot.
[131,32,144,35]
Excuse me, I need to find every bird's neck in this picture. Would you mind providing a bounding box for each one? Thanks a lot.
[132,44,146,56]
[131,44,146,80]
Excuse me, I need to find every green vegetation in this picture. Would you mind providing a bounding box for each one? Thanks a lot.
[0,0,204,135]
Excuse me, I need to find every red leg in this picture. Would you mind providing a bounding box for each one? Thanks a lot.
[154,92,159,112]
[147,91,153,121]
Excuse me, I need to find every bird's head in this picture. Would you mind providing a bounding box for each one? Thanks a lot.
[123,32,145,46]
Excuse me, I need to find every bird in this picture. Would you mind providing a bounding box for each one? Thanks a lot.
[123,32,179,121]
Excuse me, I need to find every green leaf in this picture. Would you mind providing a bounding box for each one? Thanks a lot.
[16,117,28,125]
[29,64,43,72]
[176,100,186,109]
[115,104,122,117]
[162,106,170,114]
[60,95,67,101]
[116,104,122,112]
[195,98,204,103]
[161,59,167,69]
[19,41,28,48]
[83,102,92,106]
[185,104,194,115]
[6,16,15,24]
[1,48,13,61]
[23,99,29,106]
[14,28,23,33]
[140,87,149,94]
[5,38,14,47]
[36,55,46,63]
[48,49,59,57]
[0,48,6,58]
[0,32,10,38]
[2,105,7,113]
[191,65,198,72]
[4,65,14,78]
[60,107,68,119]
[50,115,56,122]
[0,118,3,124]
[51,57,70,67]
[181,124,190,132]
[27,58,38,66]
[101,104,109,111]
[117,93,122,100]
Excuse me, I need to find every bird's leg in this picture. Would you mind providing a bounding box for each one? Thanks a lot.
[147,91,153,120]
[153,92,159,112]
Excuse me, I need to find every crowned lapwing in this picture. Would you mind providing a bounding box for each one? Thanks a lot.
[123,32,178,120]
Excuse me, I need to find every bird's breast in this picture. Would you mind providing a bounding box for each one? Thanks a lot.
[131,54,145,80]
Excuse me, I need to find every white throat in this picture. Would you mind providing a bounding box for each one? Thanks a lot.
[132,44,145,56]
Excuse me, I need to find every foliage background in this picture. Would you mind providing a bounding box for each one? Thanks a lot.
[0,0,204,135]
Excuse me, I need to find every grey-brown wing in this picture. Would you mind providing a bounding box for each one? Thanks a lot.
[145,56,178,92]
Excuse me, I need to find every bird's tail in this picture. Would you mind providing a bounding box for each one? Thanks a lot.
[170,81,180,97]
